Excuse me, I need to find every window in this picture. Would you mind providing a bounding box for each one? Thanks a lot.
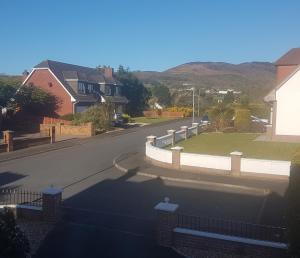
[78,82,86,94]
[87,84,94,93]
[105,86,112,96]
[115,86,121,96]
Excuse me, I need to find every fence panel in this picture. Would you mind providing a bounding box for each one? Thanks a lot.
[175,130,185,143]
[156,134,173,148]
[0,189,43,207]
[175,213,286,243]
[188,126,197,136]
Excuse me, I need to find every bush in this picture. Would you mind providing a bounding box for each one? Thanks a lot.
[0,208,30,258]
[208,104,234,131]
[121,114,131,123]
[73,103,112,130]
[166,106,193,117]
[234,109,251,132]
[60,113,75,121]
[286,152,300,257]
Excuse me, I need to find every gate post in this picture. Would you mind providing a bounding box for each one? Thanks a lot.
[42,187,63,222]
[3,130,14,152]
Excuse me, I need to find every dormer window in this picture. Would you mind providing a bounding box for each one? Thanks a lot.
[78,82,86,94]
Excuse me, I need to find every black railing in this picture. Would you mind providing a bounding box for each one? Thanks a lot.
[175,213,287,243]
[0,189,43,207]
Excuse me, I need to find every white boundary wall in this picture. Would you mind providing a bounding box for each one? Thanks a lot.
[241,158,290,176]
[145,123,291,177]
[181,152,231,171]
[146,142,172,163]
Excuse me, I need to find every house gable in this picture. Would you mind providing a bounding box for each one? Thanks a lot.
[275,68,300,136]
[24,69,74,115]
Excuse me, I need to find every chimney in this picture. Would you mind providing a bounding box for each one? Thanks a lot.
[104,67,113,78]
[22,70,29,82]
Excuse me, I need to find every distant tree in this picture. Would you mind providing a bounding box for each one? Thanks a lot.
[0,84,16,107]
[0,208,30,258]
[234,109,251,132]
[151,83,171,106]
[115,66,150,116]
[208,104,234,131]
[240,95,250,107]
[223,91,235,104]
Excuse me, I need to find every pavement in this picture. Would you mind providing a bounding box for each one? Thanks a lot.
[0,117,289,257]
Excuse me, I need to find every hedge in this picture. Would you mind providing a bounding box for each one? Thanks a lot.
[234,109,251,132]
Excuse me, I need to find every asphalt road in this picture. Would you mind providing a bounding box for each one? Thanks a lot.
[0,118,287,257]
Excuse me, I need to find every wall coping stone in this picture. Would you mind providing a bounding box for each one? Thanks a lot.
[174,227,287,250]
[171,146,184,151]
[16,204,42,211]
[230,151,243,156]
[154,202,179,212]
[42,187,63,195]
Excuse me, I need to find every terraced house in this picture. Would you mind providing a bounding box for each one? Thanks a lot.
[22,60,128,115]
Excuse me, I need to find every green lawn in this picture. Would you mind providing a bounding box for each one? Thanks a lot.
[132,117,177,124]
[176,133,300,160]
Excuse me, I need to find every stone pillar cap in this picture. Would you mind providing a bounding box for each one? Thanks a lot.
[3,130,14,133]
[180,126,188,129]
[43,187,63,195]
[167,129,176,133]
[171,146,184,151]
[154,198,179,212]
[146,135,157,139]
[192,122,199,125]
[230,151,243,156]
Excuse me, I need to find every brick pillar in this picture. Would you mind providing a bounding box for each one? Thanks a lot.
[154,198,179,247]
[192,122,200,135]
[167,130,176,146]
[171,146,183,169]
[180,126,188,139]
[88,122,95,136]
[230,151,243,176]
[42,187,63,222]
[3,130,14,152]
[146,135,157,146]
[49,126,56,144]
[57,122,63,135]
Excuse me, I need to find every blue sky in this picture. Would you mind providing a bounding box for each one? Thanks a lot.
[1,0,300,74]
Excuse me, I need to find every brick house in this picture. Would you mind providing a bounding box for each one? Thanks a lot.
[264,48,300,142]
[22,60,128,116]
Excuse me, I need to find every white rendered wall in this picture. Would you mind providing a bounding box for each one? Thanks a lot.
[181,153,231,171]
[276,68,300,135]
[241,158,290,176]
[145,142,172,163]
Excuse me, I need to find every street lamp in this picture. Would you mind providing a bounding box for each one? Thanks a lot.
[182,84,195,123]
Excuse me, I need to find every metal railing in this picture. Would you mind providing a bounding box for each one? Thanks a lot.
[156,134,173,148]
[175,213,287,243]
[0,189,43,207]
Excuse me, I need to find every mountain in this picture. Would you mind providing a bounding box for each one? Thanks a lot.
[133,62,276,100]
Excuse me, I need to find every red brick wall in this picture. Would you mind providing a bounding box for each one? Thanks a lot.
[276,65,298,83]
[25,69,73,115]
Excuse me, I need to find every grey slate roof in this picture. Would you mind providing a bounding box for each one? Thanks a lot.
[275,48,300,66]
[34,60,126,104]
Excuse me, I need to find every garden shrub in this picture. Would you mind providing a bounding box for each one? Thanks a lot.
[166,106,193,117]
[234,109,251,132]
[60,113,75,121]
[286,151,300,257]
[0,208,30,258]
[121,114,131,123]
[73,103,112,130]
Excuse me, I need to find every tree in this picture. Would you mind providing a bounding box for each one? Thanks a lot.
[115,66,150,116]
[287,154,300,257]
[208,103,234,131]
[14,85,59,116]
[234,109,251,132]
[151,83,171,106]
[0,208,30,258]
[0,84,16,107]
[223,91,234,104]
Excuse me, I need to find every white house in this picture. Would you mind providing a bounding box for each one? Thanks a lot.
[264,48,300,142]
